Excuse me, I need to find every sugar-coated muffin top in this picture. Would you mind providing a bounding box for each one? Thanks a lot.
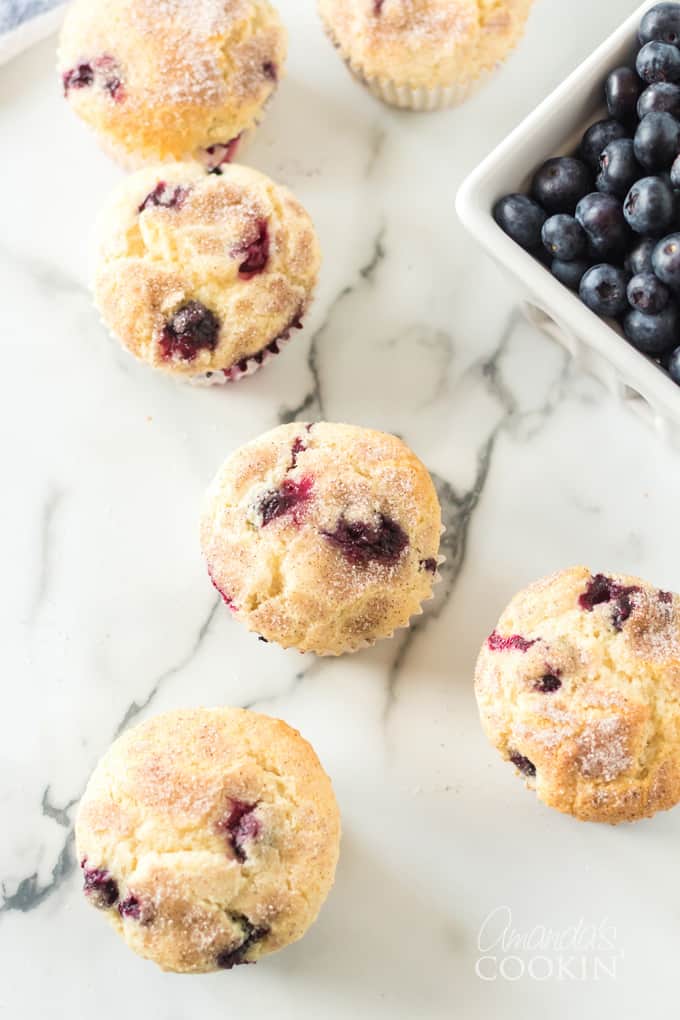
[318,0,534,88]
[94,162,320,381]
[200,422,442,655]
[76,707,341,973]
[58,0,286,166]
[475,565,680,824]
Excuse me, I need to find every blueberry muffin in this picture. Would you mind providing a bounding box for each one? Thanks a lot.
[58,0,286,168]
[94,163,320,383]
[318,0,534,111]
[200,422,442,655]
[475,566,680,824]
[76,707,341,973]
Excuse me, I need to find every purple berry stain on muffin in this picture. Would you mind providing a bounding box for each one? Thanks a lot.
[509,752,536,777]
[217,800,261,862]
[118,895,153,924]
[62,62,94,94]
[658,589,673,604]
[373,0,385,13]
[159,301,220,361]
[207,566,237,611]
[258,476,314,527]
[534,673,562,693]
[138,182,188,213]
[290,436,307,469]
[63,55,124,102]
[487,631,537,653]
[262,61,278,81]
[322,514,409,567]
[420,557,437,573]
[118,895,141,919]
[579,573,641,630]
[95,56,125,102]
[216,914,269,970]
[234,220,270,279]
[81,858,119,909]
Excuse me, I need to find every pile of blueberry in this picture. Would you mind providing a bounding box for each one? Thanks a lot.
[494,1,680,385]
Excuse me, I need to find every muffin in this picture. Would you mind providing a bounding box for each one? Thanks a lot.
[94,162,320,383]
[200,422,442,655]
[58,0,286,168]
[474,566,680,824]
[318,0,534,110]
[76,706,341,973]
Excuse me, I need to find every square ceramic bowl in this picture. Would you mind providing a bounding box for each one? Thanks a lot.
[456,0,680,444]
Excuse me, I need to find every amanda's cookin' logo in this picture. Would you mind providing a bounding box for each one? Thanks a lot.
[475,906,622,982]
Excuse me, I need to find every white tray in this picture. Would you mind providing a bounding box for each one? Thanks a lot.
[456,0,680,445]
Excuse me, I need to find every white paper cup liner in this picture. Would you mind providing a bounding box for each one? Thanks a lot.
[356,69,492,110]
[320,16,493,111]
[189,325,300,387]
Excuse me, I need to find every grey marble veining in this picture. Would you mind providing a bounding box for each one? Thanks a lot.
[2,2,680,1018]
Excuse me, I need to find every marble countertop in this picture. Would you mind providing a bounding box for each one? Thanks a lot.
[2,2,679,1017]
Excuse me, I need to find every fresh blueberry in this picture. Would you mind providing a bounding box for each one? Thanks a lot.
[623,175,676,234]
[627,271,671,312]
[634,111,680,169]
[638,81,680,119]
[670,152,680,186]
[493,194,547,250]
[626,236,658,273]
[575,193,629,257]
[597,138,642,196]
[663,343,680,381]
[531,157,593,213]
[636,40,680,84]
[551,258,590,290]
[639,2,680,46]
[580,119,627,170]
[624,302,679,352]
[541,214,587,260]
[652,231,680,286]
[579,264,629,317]
[605,66,643,121]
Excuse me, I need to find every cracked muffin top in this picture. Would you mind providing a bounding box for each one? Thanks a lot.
[475,565,680,824]
[94,162,320,383]
[76,706,341,973]
[58,0,286,167]
[200,422,442,655]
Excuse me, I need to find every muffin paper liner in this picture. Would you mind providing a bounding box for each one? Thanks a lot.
[189,321,302,387]
[356,71,491,111]
[320,17,492,111]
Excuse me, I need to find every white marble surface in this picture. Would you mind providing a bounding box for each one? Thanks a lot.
[2,2,679,1016]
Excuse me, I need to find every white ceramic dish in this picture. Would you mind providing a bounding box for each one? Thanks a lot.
[456,0,680,444]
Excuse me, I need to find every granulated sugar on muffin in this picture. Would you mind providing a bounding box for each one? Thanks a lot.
[94,162,320,383]
[58,0,286,167]
[475,565,680,824]
[76,706,341,973]
[200,422,443,655]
